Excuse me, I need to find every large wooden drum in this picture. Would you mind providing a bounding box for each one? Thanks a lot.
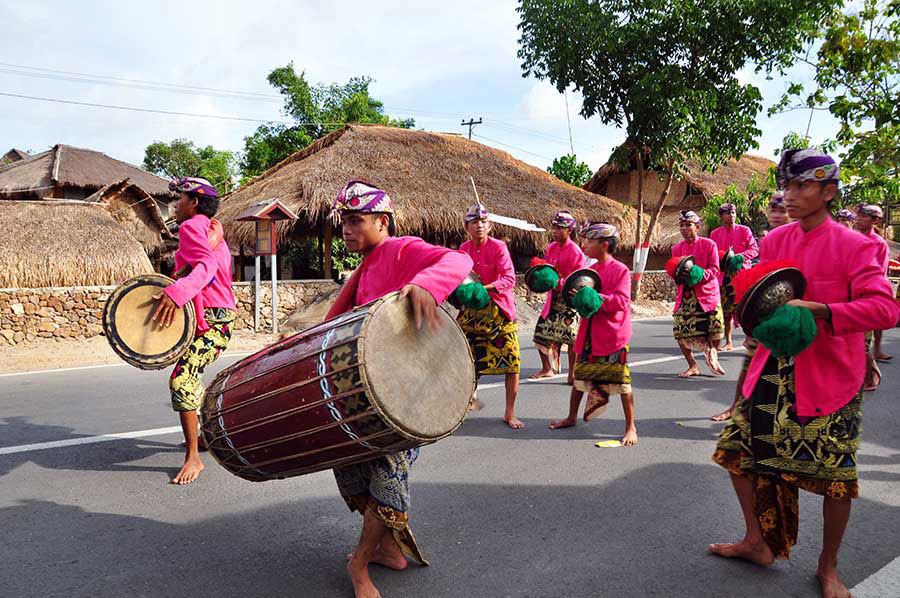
[102,274,197,370]
[201,292,476,482]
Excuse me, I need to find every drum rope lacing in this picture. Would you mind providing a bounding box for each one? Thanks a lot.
[319,328,378,450]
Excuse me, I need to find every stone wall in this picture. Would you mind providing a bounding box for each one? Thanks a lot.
[636,271,677,302]
[0,280,339,346]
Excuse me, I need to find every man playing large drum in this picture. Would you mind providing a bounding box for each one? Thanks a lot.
[325,180,472,598]
[152,177,236,486]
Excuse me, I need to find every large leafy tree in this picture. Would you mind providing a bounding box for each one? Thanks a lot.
[547,154,592,186]
[240,64,415,179]
[517,0,840,296]
[143,139,238,193]
[700,171,776,234]
[773,0,900,209]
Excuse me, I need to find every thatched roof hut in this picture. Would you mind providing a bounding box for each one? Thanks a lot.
[219,124,636,275]
[2,148,29,164]
[0,144,174,202]
[584,154,776,209]
[85,180,173,258]
[0,201,153,288]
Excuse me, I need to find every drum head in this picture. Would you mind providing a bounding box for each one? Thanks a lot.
[103,274,196,370]
[361,293,475,442]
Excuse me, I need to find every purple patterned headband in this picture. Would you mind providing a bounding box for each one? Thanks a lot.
[464,203,489,222]
[582,222,619,240]
[679,210,701,224]
[769,191,785,208]
[551,210,577,229]
[332,180,394,215]
[836,208,856,221]
[170,176,218,199]
[718,202,736,214]
[776,148,839,189]
[858,204,883,219]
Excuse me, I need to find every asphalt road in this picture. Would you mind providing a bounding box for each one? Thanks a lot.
[2,319,899,598]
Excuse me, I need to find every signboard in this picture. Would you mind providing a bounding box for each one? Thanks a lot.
[255,220,275,255]
[886,205,900,227]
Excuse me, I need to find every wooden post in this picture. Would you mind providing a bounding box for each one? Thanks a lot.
[323,221,333,280]
[237,246,245,282]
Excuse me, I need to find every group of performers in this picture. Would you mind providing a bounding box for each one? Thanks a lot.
[151,144,899,597]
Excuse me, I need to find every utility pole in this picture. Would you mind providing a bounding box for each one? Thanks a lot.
[461,117,482,140]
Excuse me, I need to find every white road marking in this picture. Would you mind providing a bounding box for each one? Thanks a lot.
[0,426,182,455]
[0,352,255,378]
[0,344,744,456]
[851,554,900,598]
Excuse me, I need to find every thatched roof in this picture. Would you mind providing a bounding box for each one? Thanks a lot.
[584,153,776,202]
[0,144,174,200]
[0,201,153,288]
[2,148,29,164]
[85,180,173,257]
[218,124,637,253]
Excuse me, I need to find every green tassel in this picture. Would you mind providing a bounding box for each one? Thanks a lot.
[531,267,560,292]
[469,283,491,309]
[686,265,704,286]
[727,254,745,273]
[752,305,818,358]
[572,287,603,318]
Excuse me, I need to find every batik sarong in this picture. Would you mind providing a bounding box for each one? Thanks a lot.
[673,287,724,351]
[169,308,235,412]
[533,292,579,354]
[713,355,861,559]
[457,302,520,377]
[720,272,737,317]
[334,449,428,565]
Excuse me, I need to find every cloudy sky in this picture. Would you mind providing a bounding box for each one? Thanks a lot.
[2,1,840,175]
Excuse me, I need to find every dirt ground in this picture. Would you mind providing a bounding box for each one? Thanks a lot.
[0,300,672,375]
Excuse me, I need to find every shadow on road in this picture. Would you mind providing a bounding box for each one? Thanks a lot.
[2,464,899,598]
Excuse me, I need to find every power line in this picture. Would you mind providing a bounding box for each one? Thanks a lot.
[461,117,482,139]
[471,133,555,162]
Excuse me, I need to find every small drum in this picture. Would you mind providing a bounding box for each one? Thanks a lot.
[102,274,197,370]
[201,292,475,482]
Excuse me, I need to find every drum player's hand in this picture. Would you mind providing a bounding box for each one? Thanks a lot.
[152,292,178,328]
[400,284,442,333]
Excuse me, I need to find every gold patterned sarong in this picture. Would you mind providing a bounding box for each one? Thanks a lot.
[457,302,520,377]
[673,286,724,351]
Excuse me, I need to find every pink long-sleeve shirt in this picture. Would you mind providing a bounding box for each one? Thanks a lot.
[351,236,473,308]
[573,256,632,357]
[710,224,758,284]
[743,218,900,416]
[863,230,890,273]
[460,236,517,321]
[671,237,721,313]
[165,214,236,334]
[540,238,587,319]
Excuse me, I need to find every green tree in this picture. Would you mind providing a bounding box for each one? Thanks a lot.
[773,0,900,206]
[517,0,839,297]
[143,139,238,193]
[547,154,592,186]
[240,64,415,179]
[700,171,776,234]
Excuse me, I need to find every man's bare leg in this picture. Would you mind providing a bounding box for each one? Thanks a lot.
[678,344,701,377]
[172,411,204,485]
[503,373,524,429]
[874,329,892,361]
[723,317,734,351]
[550,387,583,429]
[620,392,638,446]
[706,346,726,376]
[566,348,576,385]
[816,497,852,598]
[347,507,391,598]
[709,473,775,566]
[529,347,554,379]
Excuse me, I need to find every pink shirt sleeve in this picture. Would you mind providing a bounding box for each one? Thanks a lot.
[598,264,630,313]
[491,241,516,292]
[405,240,474,304]
[830,239,899,336]
[738,227,759,261]
[700,240,720,283]
[164,218,217,308]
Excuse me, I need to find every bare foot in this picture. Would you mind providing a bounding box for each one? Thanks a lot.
[348,544,409,571]
[874,351,893,362]
[706,353,726,376]
[549,417,576,429]
[711,408,733,422]
[621,428,638,446]
[723,342,734,351]
[504,415,525,429]
[529,369,554,380]
[816,566,851,598]
[708,539,775,566]
[347,558,381,598]
[678,366,701,378]
[171,455,204,485]
[468,398,484,412]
